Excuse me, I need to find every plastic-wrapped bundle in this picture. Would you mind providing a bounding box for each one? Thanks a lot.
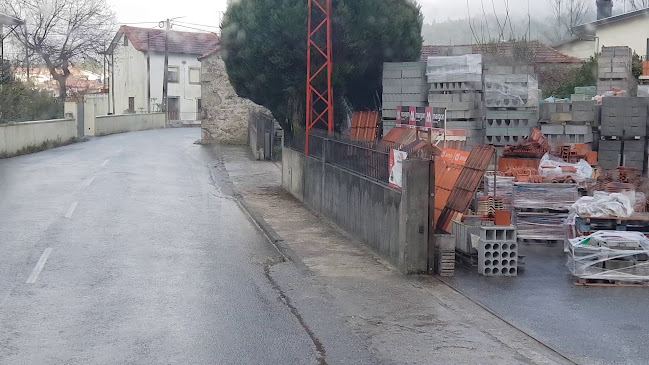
[484,173,515,210]
[426,54,483,83]
[513,183,579,211]
[485,74,540,108]
[567,231,649,282]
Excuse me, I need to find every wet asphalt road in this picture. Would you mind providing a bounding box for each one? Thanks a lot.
[0,129,322,364]
[447,244,649,365]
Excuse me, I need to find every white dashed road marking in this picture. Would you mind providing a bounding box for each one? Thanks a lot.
[26,248,52,284]
[101,159,110,167]
[65,202,78,218]
[84,176,96,187]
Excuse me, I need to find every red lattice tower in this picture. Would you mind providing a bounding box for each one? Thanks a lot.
[305,0,334,155]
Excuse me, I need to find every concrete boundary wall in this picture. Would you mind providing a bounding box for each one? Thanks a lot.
[282,146,430,274]
[94,113,165,136]
[0,119,76,156]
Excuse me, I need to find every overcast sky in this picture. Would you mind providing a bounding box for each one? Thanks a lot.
[110,0,629,30]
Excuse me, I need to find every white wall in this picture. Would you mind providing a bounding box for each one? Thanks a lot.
[597,15,649,56]
[0,119,77,156]
[111,34,203,120]
[149,53,203,119]
[111,36,148,115]
[94,113,165,136]
[555,40,597,60]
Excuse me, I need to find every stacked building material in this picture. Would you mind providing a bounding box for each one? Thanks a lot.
[382,62,428,132]
[512,183,579,244]
[484,173,515,210]
[597,46,637,96]
[539,100,597,146]
[484,67,540,147]
[568,231,649,285]
[572,86,597,101]
[478,226,518,276]
[426,54,484,149]
[599,97,649,172]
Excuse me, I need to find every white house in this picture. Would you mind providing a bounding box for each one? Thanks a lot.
[555,7,649,59]
[107,26,220,120]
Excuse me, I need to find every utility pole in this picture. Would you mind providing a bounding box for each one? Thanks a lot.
[162,18,170,125]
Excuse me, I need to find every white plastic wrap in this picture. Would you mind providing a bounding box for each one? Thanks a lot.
[485,75,540,108]
[426,54,482,82]
[513,183,579,211]
[538,153,593,182]
[571,191,634,218]
[567,231,649,282]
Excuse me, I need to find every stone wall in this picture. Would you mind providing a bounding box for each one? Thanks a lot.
[200,50,272,144]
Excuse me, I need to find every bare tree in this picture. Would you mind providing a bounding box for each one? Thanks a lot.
[628,0,649,10]
[550,0,590,41]
[1,0,115,102]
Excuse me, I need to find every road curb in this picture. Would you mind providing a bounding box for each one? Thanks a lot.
[235,196,312,274]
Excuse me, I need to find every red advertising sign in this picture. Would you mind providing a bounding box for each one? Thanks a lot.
[409,107,417,127]
[439,148,470,166]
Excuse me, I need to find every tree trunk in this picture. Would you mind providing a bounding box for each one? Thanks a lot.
[57,77,68,103]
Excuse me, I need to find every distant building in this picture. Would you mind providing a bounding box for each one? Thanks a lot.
[13,67,104,98]
[106,25,219,118]
[555,8,649,60]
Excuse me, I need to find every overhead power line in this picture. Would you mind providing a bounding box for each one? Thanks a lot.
[172,24,218,34]
[174,21,220,30]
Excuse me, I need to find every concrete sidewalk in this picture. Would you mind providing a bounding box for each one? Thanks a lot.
[216,145,575,365]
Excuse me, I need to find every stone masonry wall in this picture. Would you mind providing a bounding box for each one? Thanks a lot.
[200,51,271,144]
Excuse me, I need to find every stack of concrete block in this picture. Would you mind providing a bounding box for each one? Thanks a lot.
[597,46,637,96]
[601,97,648,138]
[598,140,622,170]
[382,62,428,120]
[572,86,597,101]
[623,139,647,170]
[436,234,456,277]
[483,66,540,147]
[427,54,484,148]
[539,100,597,146]
[477,226,518,277]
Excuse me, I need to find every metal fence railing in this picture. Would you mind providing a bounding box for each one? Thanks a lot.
[285,130,390,184]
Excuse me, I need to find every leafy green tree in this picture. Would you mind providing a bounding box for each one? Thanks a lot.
[0,70,63,123]
[221,0,423,132]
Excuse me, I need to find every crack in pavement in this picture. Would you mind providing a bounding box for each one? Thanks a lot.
[264,263,327,365]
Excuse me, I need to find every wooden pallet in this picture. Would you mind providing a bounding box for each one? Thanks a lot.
[575,278,649,287]
[455,249,478,268]
[519,238,563,246]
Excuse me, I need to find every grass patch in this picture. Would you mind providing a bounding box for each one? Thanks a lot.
[0,136,81,159]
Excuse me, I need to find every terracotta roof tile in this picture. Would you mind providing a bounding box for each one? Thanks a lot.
[420,41,584,64]
[116,25,220,56]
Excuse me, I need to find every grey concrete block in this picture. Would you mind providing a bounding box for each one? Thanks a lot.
[479,240,518,277]
[572,111,595,122]
[541,124,564,135]
[486,127,508,137]
[402,85,429,94]
[599,140,622,152]
[402,93,428,103]
[382,70,402,79]
[446,121,483,130]
[383,86,401,94]
[507,128,532,137]
[565,125,590,135]
[486,110,538,120]
[382,94,402,102]
[382,109,396,119]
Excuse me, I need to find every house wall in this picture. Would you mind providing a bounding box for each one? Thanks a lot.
[0,119,77,156]
[111,36,148,114]
[555,40,597,59]
[200,51,272,144]
[150,53,203,119]
[597,15,649,56]
[111,34,203,119]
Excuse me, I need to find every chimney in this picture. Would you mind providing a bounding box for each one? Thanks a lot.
[596,0,613,20]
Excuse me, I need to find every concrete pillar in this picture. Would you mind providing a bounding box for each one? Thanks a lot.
[398,159,431,274]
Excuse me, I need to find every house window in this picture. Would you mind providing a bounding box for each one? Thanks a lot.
[124,36,128,47]
[189,67,201,84]
[168,66,180,83]
[128,97,135,112]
